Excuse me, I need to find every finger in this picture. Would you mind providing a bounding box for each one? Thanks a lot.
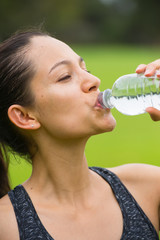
[145,107,160,121]
[156,70,160,78]
[144,59,160,77]
[136,64,147,74]
[144,65,157,77]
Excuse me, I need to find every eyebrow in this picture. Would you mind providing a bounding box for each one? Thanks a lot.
[49,57,84,74]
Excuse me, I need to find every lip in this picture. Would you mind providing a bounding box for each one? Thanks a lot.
[94,93,110,111]
[94,92,104,109]
[94,99,104,109]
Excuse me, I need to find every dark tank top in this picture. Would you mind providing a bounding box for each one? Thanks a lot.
[8,167,159,240]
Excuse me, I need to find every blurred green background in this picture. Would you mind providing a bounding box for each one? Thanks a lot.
[0,0,160,188]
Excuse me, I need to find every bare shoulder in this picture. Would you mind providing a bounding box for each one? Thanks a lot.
[0,194,19,240]
[108,164,160,232]
[110,163,160,184]
[108,163,160,200]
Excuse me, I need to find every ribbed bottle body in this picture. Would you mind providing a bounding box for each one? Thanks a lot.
[103,73,160,115]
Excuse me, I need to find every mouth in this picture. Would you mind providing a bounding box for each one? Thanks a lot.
[94,99,104,109]
[94,92,111,111]
[94,92,105,109]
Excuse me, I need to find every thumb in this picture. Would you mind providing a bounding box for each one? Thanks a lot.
[146,107,160,121]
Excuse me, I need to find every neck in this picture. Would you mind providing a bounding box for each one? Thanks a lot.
[26,137,92,203]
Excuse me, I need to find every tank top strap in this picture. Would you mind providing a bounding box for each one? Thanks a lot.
[89,167,129,229]
[8,185,26,239]
[89,166,159,240]
[8,185,54,240]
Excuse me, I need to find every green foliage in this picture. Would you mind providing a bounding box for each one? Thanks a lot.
[0,0,160,44]
[9,44,160,188]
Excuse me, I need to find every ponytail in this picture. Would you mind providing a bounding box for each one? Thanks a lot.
[0,145,10,198]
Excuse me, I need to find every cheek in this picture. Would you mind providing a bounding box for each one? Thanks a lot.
[37,85,79,113]
[36,89,84,130]
[56,88,88,120]
[38,106,87,139]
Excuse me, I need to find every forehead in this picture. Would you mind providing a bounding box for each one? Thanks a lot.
[29,36,78,65]
[28,36,80,94]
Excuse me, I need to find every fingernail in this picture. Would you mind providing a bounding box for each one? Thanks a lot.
[136,66,141,70]
[145,70,151,74]
[156,70,160,76]
[136,67,141,72]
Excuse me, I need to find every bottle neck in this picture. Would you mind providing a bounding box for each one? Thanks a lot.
[97,90,113,109]
[97,92,106,108]
[103,89,114,109]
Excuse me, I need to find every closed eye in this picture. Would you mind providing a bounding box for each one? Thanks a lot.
[83,69,91,73]
[58,69,90,82]
[58,75,71,82]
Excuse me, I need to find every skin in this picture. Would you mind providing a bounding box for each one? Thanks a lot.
[136,59,160,121]
[0,36,160,240]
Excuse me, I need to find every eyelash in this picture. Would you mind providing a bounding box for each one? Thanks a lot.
[58,75,71,82]
[58,70,91,82]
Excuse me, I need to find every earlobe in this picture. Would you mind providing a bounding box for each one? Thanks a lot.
[8,105,41,130]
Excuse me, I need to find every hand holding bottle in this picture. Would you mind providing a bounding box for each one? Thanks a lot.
[136,59,160,121]
[98,58,160,117]
[98,69,160,116]
[136,59,160,77]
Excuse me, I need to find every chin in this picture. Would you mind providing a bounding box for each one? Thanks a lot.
[94,115,116,135]
[106,122,116,132]
[103,120,116,133]
[102,112,116,131]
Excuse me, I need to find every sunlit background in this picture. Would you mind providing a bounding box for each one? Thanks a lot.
[0,0,160,187]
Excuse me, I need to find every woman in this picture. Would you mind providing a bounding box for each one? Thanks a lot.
[0,30,159,240]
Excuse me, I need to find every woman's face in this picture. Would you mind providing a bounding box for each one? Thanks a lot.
[29,36,116,140]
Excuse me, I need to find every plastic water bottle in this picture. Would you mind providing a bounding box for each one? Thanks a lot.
[98,73,160,115]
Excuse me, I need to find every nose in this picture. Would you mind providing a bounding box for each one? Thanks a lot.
[81,72,101,93]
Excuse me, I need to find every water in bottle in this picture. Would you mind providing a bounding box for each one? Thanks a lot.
[98,73,160,115]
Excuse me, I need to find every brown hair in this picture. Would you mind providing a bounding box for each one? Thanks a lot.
[0,29,49,197]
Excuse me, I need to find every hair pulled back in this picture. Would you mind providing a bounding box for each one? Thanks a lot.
[0,29,49,197]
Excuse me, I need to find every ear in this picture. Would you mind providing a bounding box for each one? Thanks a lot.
[8,105,41,130]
